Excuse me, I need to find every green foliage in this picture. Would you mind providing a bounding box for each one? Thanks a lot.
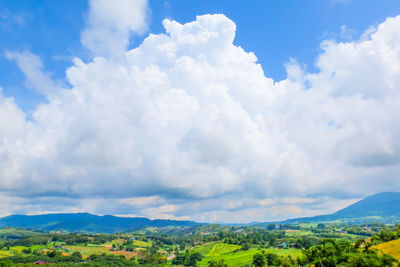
[207,258,228,267]
[21,248,31,254]
[304,238,398,267]
[172,251,204,266]
[252,252,266,267]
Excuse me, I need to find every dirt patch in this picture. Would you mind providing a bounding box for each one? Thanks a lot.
[111,250,138,259]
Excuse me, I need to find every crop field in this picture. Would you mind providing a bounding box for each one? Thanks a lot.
[0,245,49,258]
[133,240,152,247]
[191,242,216,254]
[0,250,13,258]
[199,249,259,266]
[197,247,302,266]
[64,244,110,258]
[374,238,400,260]
[206,243,241,257]
[192,242,302,266]
[284,230,314,236]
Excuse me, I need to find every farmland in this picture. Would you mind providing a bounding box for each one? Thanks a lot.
[374,238,400,260]
[193,242,303,266]
[0,222,398,266]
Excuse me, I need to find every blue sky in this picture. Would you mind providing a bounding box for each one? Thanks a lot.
[2,0,400,111]
[1,0,400,222]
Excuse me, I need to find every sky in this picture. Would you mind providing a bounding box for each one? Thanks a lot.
[0,0,400,223]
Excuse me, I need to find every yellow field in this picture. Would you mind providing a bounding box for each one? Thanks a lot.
[374,239,400,260]
[0,250,13,258]
[133,240,152,247]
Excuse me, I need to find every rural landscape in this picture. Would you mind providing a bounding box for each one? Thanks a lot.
[0,192,399,266]
[1,0,400,266]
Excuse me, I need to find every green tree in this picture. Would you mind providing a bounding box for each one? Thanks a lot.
[208,259,228,267]
[253,252,266,267]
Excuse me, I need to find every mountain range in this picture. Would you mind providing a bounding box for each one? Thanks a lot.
[0,213,198,233]
[275,192,400,224]
[0,192,399,233]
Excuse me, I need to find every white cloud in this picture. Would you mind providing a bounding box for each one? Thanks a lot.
[2,13,400,222]
[5,51,60,97]
[81,0,148,58]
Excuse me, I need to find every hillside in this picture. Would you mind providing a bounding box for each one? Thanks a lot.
[374,239,400,261]
[334,192,400,218]
[0,213,198,233]
[276,192,400,224]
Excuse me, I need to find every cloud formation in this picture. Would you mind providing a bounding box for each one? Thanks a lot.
[81,0,148,58]
[2,12,400,222]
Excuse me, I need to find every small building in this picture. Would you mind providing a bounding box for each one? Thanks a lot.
[167,254,176,261]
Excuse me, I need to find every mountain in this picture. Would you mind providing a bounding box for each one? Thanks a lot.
[333,192,400,218]
[277,192,400,224]
[0,213,199,233]
[1,192,399,232]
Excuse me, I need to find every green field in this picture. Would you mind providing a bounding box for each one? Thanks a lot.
[0,250,13,258]
[191,242,217,255]
[192,242,302,266]
[206,243,241,257]
[284,230,314,236]
[0,227,41,239]
[0,244,49,258]
[65,244,110,257]
[374,238,400,260]
[133,240,152,248]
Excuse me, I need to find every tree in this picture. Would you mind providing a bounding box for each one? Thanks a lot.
[265,252,280,266]
[242,242,250,251]
[208,259,228,267]
[253,252,266,267]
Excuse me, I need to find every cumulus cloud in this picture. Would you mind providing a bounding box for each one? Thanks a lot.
[81,0,148,58]
[2,13,400,222]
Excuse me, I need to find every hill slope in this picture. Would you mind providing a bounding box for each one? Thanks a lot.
[0,213,198,233]
[374,239,400,260]
[278,192,400,224]
[333,192,400,218]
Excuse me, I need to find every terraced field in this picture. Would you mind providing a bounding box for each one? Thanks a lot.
[206,243,241,257]
[191,242,217,255]
[193,242,302,266]
[374,238,400,260]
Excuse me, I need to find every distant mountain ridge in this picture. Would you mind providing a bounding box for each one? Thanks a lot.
[0,213,198,233]
[276,192,400,224]
[1,192,399,232]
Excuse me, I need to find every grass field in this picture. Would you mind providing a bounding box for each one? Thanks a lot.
[0,250,13,258]
[199,249,259,266]
[0,245,49,258]
[374,239,400,260]
[133,240,152,247]
[192,242,302,266]
[65,244,110,258]
[284,230,314,236]
[206,243,241,257]
[198,247,302,266]
[191,242,216,255]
